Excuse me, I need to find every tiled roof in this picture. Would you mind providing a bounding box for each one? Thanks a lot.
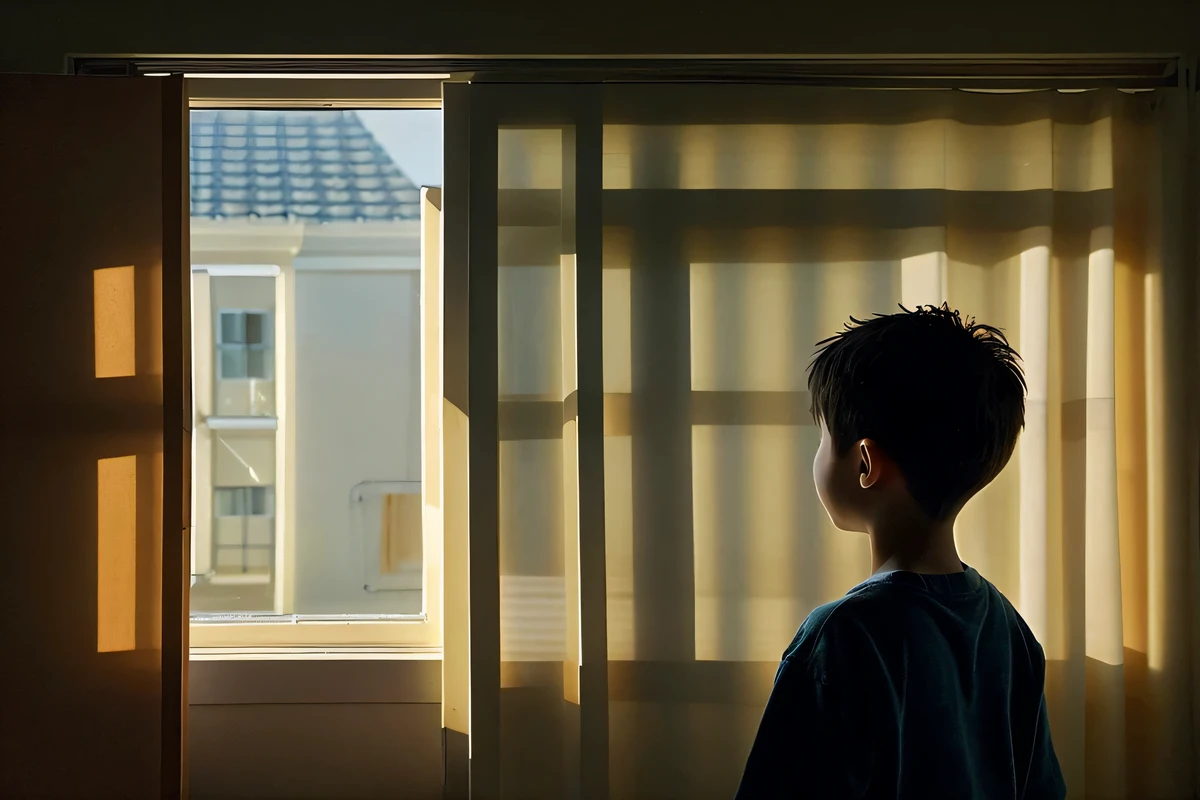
[190,110,421,222]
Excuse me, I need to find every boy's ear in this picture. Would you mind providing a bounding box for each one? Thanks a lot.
[857,439,886,489]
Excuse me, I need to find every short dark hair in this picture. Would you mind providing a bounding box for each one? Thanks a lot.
[807,304,1027,520]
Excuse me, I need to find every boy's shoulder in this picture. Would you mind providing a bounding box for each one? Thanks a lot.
[780,582,896,674]
[781,570,1045,678]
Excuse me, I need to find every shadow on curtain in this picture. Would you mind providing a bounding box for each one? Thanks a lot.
[491,86,1197,800]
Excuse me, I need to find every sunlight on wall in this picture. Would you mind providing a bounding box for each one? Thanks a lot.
[97,455,137,652]
[94,266,136,378]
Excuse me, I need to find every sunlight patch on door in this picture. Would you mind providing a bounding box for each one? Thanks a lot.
[94,266,136,378]
[98,455,137,652]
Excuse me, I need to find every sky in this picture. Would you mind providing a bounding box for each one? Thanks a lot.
[357,109,442,189]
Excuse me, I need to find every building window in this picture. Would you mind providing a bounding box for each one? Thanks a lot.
[211,486,275,579]
[218,310,273,380]
[215,485,274,518]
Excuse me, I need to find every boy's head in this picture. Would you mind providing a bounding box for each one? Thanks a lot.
[807,304,1026,531]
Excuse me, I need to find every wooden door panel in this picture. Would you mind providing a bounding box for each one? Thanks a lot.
[0,74,189,799]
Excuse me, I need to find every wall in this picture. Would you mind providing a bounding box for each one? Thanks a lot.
[189,221,424,620]
[192,273,280,612]
[188,658,443,800]
[291,261,423,614]
[2,0,1199,75]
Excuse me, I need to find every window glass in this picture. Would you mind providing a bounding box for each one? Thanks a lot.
[246,349,267,380]
[189,108,440,627]
[219,348,247,380]
[244,312,265,345]
[221,312,245,344]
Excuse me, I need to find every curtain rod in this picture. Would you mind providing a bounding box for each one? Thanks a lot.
[72,56,1180,89]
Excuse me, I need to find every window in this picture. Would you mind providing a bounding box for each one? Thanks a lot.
[217,310,272,380]
[188,106,443,650]
[193,430,278,609]
[215,485,273,517]
[207,279,276,418]
[211,486,275,581]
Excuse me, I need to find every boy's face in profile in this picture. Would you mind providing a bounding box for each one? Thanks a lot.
[813,421,865,534]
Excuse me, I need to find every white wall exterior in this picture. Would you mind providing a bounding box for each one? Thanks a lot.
[291,265,422,614]
[191,219,422,617]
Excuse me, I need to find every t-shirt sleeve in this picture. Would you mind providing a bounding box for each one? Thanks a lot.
[735,629,871,799]
[1023,692,1066,800]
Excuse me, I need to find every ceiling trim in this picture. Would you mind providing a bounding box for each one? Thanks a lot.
[72,55,1181,89]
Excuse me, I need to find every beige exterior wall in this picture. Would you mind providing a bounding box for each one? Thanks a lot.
[190,219,426,624]
[212,431,275,484]
[192,270,282,609]
[290,254,422,615]
[191,222,299,614]
[210,276,277,418]
[192,272,212,579]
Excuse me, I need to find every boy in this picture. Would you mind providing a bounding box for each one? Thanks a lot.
[735,304,1065,799]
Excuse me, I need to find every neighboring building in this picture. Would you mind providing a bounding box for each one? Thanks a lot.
[189,110,425,617]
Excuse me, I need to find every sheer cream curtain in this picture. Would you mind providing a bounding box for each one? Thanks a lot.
[481,85,1198,800]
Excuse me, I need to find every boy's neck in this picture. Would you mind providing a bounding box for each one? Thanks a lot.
[868,514,963,575]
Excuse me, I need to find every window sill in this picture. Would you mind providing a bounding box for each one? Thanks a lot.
[190,646,441,661]
[204,573,272,586]
[191,612,426,623]
[189,619,439,649]
[205,414,278,430]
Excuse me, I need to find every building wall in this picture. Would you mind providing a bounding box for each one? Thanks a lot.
[192,273,280,612]
[291,262,423,615]
[193,273,213,585]
[190,221,424,618]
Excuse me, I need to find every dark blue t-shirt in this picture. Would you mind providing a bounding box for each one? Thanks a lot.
[736,566,1065,799]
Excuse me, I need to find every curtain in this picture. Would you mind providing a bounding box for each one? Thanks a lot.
[487,86,1198,799]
